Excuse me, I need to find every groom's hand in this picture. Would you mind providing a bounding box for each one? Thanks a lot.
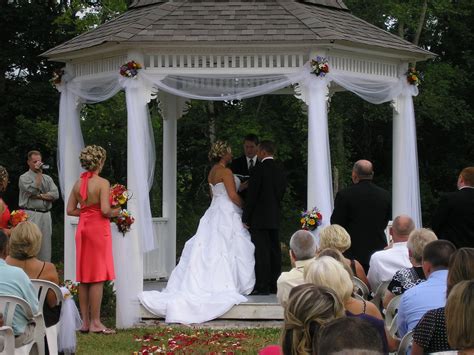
[239,181,249,191]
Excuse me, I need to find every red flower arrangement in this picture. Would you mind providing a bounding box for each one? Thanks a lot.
[113,209,135,236]
[110,184,130,207]
[9,210,29,227]
[61,280,79,299]
[50,68,64,86]
[406,67,423,86]
[120,60,142,78]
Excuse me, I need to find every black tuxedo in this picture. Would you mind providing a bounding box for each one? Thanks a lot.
[330,180,391,271]
[231,155,260,177]
[431,188,474,248]
[242,158,286,293]
[231,155,260,200]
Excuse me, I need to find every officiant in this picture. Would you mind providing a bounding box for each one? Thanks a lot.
[231,134,260,200]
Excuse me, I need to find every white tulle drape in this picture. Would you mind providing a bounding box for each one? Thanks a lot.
[57,62,422,329]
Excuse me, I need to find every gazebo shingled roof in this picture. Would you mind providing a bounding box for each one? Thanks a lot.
[42,0,433,60]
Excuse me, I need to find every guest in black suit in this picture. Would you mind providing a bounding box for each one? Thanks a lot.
[230,134,260,199]
[330,160,391,272]
[432,166,474,248]
[242,140,286,295]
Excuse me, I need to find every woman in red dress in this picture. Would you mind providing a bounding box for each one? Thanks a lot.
[67,145,119,334]
[0,166,11,235]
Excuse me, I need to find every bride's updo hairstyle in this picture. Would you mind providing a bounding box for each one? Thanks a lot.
[0,166,8,192]
[208,141,231,163]
[80,145,106,171]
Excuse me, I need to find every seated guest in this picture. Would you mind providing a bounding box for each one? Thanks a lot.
[383,228,437,308]
[412,248,474,354]
[305,256,399,352]
[319,224,369,286]
[397,239,456,337]
[6,221,60,328]
[276,230,317,307]
[315,317,384,355]
[283,284,344,355]
[260,284,344,355]
[445,280,474,354]
[367,215,414,292]
[0,230,39,348]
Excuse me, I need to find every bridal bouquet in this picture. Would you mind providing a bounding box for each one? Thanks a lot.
[300,207,322,231]
[113,209,135,236]
[9,209,29,227]
[110,184,130,207]
[310,56,329,77]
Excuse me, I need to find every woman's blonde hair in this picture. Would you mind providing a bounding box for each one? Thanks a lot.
[79,145,106,171]
[208,141,231,162]
[445,280,474,350]
[0,166,8,192]
[9,221,42,260]
[319,224,351,253]
[281,284,344,355]
[407,228,438,264]
[305,256,353,302]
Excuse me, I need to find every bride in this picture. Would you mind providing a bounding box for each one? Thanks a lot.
[139,141,255,324]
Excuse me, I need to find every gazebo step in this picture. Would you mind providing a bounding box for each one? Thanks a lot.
[140,285,284,321]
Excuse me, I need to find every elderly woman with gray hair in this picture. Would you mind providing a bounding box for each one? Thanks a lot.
[383,228,438,308]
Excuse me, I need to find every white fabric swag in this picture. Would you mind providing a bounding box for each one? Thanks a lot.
[57,61,422,253]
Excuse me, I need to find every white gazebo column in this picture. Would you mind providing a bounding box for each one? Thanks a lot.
[392,91,422,227]
[303,76,333,228]
[59,67,84,281]
[159,92,186,275]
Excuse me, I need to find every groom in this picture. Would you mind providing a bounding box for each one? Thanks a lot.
[242,140,286,295]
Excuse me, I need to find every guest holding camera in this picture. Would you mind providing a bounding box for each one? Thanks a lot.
[19,150,59,261]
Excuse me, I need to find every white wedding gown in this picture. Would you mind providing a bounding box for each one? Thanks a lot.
[138,176,255,324]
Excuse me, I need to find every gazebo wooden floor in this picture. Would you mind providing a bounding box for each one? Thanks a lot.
[140,280,284,321]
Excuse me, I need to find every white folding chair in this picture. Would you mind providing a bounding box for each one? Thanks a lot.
[0,295,46,355]
[31,279,63,355]
[397,329,413,355]
[353,276,370,300]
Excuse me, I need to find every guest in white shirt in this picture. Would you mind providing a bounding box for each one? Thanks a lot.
[276,230,317,307]
[367,215,414,291]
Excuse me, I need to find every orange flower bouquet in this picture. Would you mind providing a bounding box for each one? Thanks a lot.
[9,209,29,227]
[300,207,322,231]
[113,209,135,236]
[110,184,130,208]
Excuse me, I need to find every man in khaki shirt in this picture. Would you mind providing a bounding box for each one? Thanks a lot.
[276,230,317,307]
[18,150,59,261]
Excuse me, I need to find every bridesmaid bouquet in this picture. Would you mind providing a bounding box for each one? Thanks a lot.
[113,209,135,236]
[110,184,130,207]
[300,207,323,231]
[9,209,29,227]
[109,184,135,235]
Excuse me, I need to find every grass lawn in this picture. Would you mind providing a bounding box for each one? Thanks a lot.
[77,326,281,354]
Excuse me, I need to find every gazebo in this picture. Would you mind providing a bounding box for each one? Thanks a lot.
[43,0,434,327]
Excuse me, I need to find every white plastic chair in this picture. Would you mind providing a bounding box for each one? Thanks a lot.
[0,325,15,354]
[353,276,370,300]
[385,294,401,326]
[0,295,46,355]
[31,279,63,355]
[371,280,390,312]
[397,329,413,355]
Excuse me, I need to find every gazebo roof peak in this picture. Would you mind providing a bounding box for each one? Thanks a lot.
[42,0,433,62]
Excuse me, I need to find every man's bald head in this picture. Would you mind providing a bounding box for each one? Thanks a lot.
[352,160,374,183]
[391,215,415,242]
